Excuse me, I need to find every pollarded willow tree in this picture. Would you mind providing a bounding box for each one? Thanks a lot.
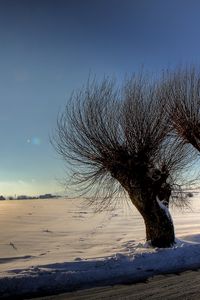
[53,75,194,248]
[164,66,200,153]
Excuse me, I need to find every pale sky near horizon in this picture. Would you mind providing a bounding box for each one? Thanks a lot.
[1,0,200,196]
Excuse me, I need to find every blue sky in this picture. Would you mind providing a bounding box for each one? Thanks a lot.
[1,0,200,196]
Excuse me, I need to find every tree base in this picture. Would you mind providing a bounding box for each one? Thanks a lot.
[144,201,175,248]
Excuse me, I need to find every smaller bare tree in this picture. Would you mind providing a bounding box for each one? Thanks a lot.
[53,75,193,248]
[164,66,200,152]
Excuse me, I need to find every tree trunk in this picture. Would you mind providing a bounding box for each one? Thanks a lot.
[115,174,175,248]
[130,194,175,248]
[143,199,175,248]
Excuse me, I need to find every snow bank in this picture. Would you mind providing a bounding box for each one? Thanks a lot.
[1,237,200,298]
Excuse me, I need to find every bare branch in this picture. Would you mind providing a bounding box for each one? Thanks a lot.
[163,66,200,153]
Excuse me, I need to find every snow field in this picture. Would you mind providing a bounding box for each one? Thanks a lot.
[1,193,200,297]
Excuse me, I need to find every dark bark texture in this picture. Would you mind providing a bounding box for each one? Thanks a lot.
[114,165,175,248]
[129,192,175,248]
[143,202,175,247]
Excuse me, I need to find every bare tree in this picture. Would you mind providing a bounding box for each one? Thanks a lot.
[164,66,200,152]
[53,75,193,248]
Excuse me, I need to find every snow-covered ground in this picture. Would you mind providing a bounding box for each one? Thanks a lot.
[1,193,200,297]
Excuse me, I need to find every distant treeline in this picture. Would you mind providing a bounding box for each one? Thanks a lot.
[0,194,61,200]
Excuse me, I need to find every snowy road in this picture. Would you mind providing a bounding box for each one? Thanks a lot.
[35,269,200,300]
